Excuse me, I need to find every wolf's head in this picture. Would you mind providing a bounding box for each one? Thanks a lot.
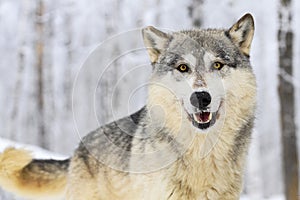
[142,14,256,134]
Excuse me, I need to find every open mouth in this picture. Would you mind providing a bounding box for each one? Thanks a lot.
[188,110,217,130]
[185,100,223,130]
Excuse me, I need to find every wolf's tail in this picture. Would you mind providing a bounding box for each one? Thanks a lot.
[0,147,70,199]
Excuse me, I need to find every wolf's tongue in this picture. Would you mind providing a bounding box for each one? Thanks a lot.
[195,112,211,123]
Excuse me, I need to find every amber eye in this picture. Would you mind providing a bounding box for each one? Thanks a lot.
[177,64,189,73]
[213,62,224,70]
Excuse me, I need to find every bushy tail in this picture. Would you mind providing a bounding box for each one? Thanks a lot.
[0,147,70,199]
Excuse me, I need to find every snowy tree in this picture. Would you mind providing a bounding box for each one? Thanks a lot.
[278,0,299,199]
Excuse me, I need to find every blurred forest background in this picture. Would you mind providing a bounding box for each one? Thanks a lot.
[0,0,299,199]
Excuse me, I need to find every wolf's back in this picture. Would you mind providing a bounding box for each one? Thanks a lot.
[0,147,69,199]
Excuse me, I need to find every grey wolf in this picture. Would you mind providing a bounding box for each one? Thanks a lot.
[0,13,256,200]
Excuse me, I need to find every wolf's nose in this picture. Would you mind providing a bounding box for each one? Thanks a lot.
[190,91,211,109]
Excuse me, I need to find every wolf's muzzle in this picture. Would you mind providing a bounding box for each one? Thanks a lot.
[190,91,211,109]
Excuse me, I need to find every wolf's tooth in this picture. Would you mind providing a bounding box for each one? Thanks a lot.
[208,112,212,121]
[193,114,200,123]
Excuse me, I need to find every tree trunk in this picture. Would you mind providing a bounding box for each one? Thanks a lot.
[35,0,48,149]
[278,0,299,199]
[43,0,55,151]
[188,0,204,27]
[9,39,25,141]
[98,0,121,123]
[8,0,29,141]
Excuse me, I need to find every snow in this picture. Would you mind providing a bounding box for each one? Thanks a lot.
[0,137,67,160]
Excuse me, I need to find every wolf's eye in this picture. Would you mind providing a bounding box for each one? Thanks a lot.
[213,62,224,70]
[177,64,189,73]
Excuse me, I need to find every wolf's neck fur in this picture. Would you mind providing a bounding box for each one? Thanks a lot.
[134,88,254,198]
[127,105,253,198]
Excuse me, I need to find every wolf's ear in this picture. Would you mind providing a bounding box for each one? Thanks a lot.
[142,26,170,63]
[227,13,254,56]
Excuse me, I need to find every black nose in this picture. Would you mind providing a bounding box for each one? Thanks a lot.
[190,91,211,109]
